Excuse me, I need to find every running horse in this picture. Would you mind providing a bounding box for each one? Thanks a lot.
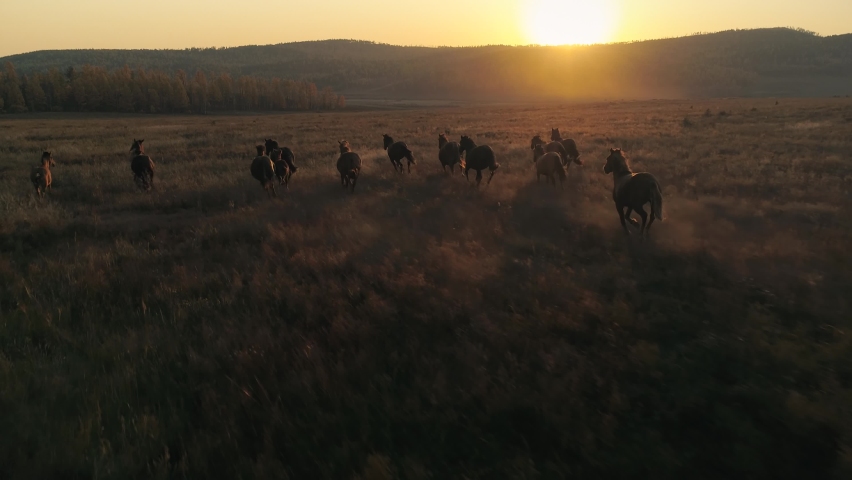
[603,148,663,237]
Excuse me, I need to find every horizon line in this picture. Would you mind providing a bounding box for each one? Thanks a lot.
[2,26,848,59]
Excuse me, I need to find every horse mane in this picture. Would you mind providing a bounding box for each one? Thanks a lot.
[610,148,632,173]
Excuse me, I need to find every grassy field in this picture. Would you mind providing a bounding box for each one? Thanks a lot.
[1,98,851,479]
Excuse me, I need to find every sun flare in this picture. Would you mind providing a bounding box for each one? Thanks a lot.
[524,0,618,46]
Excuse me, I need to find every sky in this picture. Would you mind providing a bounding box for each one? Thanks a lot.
[1,0,851,57]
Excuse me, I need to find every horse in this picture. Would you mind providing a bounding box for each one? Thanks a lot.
[530,134,546,162]
[270,149,292,190]
[544,141,569,165]
[603,148,663,237]
[264,139,298,174]
[129,139,155,191]
[458,135,499,187]
[250,145,276,198]
[550,128,582,164]
[337,140,362,192]
[382,134,416,173]
[438,133,462,175]
[30,151,55,198]
[536,150,566,189]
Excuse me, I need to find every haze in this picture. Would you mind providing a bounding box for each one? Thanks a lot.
[1,0,851,57]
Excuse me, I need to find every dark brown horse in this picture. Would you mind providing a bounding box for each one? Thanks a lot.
[550,128,582,164]
[30,151,55,198]
[337,140,362,192]
[530,134,546,162]
[130,139,155,191]
[438,133,462,174]
[264,139,298,173]
[251,145,276,197]
[383,134,416,173]
[459,135,499,187]
[603,148,663,237]
[544,141,569,164]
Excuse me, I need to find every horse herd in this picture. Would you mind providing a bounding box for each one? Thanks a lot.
[28,128,664,238]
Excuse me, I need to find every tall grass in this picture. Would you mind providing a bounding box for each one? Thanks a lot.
[1,98,851,479]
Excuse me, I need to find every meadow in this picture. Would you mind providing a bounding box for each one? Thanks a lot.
[1,98,851,479]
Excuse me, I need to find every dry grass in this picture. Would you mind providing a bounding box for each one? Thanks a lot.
[1,98,851,479]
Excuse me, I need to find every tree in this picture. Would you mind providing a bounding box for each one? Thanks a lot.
[191,70,208,113]
[22,74,48,111]
[171,78,190,112]
[44,68,68,111]
[2,62,27,113]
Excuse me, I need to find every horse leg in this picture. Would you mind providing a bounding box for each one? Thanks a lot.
[476,170,483,187]
[635,206,648,237]
[350,174,358,192]
[486,169,496,186]
[624,207,640,228]
[645,205,657,235]
[617,204,631,236]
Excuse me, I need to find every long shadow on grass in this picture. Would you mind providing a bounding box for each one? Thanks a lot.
[435,181,844,479]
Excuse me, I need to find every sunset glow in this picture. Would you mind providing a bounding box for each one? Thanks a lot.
[524,0,618,45]
[1,1,851,57]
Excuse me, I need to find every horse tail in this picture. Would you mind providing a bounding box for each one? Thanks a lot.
[650,181,663,221]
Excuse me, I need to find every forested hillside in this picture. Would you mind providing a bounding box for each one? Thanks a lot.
[0,63,345,114]
[2,28,851,105]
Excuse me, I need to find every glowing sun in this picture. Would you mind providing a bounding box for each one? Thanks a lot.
[524,0,618,45]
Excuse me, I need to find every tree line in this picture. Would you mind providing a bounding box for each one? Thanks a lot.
[0,62,345,114]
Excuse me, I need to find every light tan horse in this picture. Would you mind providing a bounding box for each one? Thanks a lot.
[30,151,55,198]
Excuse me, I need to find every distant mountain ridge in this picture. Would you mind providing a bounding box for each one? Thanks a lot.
[3,28,851,100]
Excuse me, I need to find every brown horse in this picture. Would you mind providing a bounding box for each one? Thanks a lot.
[337,140,362,192]
[270,149,293,190]
[530,134,546,162]
[383,134,416,173]
[536,151,566,189]
[532,143,546,163]
[438,133,462,174]
[603,148,663,237]
[250,145,276,197]
[130,139,155,191]
[459,135,499,187]
[264,139,298,174]
[30,151,55,198]
[550,128,582,164]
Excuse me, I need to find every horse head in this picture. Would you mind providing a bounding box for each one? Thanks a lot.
[604,148,628,174]
[550,128,561,142]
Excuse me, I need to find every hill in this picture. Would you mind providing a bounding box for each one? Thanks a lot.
[3,28,852,101]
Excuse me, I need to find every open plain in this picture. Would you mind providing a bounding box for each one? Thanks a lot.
[1,98,851,478]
